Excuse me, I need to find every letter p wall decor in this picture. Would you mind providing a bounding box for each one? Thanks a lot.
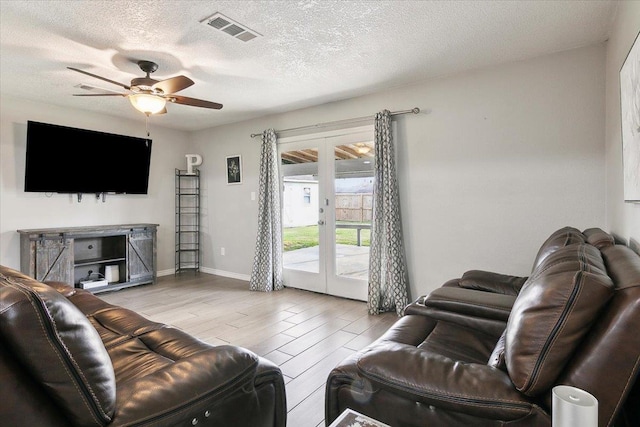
[185,154,203,175]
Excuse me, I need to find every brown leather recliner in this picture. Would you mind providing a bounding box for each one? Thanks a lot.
[0,266,287,427]
[326,227,640,426]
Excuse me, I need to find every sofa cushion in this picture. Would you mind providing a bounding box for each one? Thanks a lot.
[0,267,116,426]
[505,246,614,396]
[532,226,585,271]
[530,244,607,279]
[458,270,528,296]
[422,287,516,321]
[489,243,605,374]
[487,329,507,371]
[583,228,615,249]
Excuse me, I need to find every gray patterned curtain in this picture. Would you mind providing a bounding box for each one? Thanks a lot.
[368,110,409,315]
[249,129,284,292]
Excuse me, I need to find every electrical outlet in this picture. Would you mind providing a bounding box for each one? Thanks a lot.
[221,247,226,256]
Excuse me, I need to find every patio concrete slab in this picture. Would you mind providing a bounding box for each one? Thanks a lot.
[283,244,369,280]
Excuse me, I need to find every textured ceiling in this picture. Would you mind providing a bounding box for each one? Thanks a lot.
[0,1,616,132]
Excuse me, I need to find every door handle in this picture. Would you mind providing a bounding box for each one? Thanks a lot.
[318,220,325,225]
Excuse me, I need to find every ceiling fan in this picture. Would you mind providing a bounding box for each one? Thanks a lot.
[68,60,223,116]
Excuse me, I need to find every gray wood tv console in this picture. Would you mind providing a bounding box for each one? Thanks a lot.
[18,224,158,294]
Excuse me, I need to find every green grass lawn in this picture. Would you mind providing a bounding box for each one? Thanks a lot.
[283,224,371,251]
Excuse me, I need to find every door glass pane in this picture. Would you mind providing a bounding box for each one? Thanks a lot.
[281,148,320,273]
[334,141,374,279]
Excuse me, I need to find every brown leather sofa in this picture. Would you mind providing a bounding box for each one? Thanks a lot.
[0,266,287,427]
[326,227,640,426]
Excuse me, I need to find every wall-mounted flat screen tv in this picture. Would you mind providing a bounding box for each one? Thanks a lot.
[24,121,152,194]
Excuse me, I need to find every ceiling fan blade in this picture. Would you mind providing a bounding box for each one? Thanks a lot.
[152,75,194,94]
[67,67,131,90]
[75,82,124,94]
[72,93,127,97]
[171,95,223,110]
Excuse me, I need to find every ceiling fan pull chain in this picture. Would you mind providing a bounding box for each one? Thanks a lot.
[145,115,150,137]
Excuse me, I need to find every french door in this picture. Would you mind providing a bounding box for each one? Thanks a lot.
[279,126,374,301]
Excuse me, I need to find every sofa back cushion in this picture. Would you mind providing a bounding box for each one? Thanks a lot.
[532,226,585,271]
[530,243,607,279]
[0,266,116,426]
[551,245,640,427]
[582,228,615,249]
[505,245,614,396]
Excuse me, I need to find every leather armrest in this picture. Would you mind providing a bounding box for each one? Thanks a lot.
[458,270,528,296]
[441,278,463,288]
[405,287,514,337]
[404,303,507,338]
[111,345,261,425]
[44,281,77,297]
[423,287,516,321]
[356,344,541,421]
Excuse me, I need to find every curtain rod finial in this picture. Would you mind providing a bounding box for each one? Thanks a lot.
[412,107,420,114]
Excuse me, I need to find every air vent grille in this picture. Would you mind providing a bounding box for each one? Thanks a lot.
[208,17,230,29]
[201,12,261,42]
[223,24,245,36]
[236,32,257,42]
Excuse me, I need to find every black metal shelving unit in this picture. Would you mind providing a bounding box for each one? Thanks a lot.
[175,169,200,273]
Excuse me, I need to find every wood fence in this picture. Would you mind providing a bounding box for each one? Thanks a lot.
[335,193,372,222]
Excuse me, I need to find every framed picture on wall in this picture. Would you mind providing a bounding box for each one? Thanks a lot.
[226,155,242,185]
[620,31,640,202]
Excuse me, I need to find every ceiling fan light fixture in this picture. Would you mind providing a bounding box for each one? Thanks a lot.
[129,93,166,115]
[68,62,222,115]
[355,143,372,154]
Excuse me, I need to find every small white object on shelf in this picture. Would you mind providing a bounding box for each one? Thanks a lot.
[104,265,119,283]
[328,408,391,427]
[552,385,598,427]
[79,279,108,290]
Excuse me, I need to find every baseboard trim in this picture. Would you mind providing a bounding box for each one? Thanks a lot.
[200,267,250,282]
[157,267,250,282]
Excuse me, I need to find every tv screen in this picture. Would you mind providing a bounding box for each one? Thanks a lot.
[24,121,152,194]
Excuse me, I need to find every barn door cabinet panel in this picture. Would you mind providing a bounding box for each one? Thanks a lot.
[18,224,158,294]
[128,229,156,282]
[19,234,74,284]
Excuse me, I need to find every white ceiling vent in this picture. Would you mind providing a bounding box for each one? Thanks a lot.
[201,12,261,42]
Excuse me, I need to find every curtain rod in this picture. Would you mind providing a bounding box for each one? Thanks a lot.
[250,107,420,138]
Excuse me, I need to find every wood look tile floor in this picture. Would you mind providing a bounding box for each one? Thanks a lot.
[99,272,399,427]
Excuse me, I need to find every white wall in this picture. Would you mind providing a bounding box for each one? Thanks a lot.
[0,95,190,274]
[190,44,607,299]
[0,44,614,300]
[605,1,640,250]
